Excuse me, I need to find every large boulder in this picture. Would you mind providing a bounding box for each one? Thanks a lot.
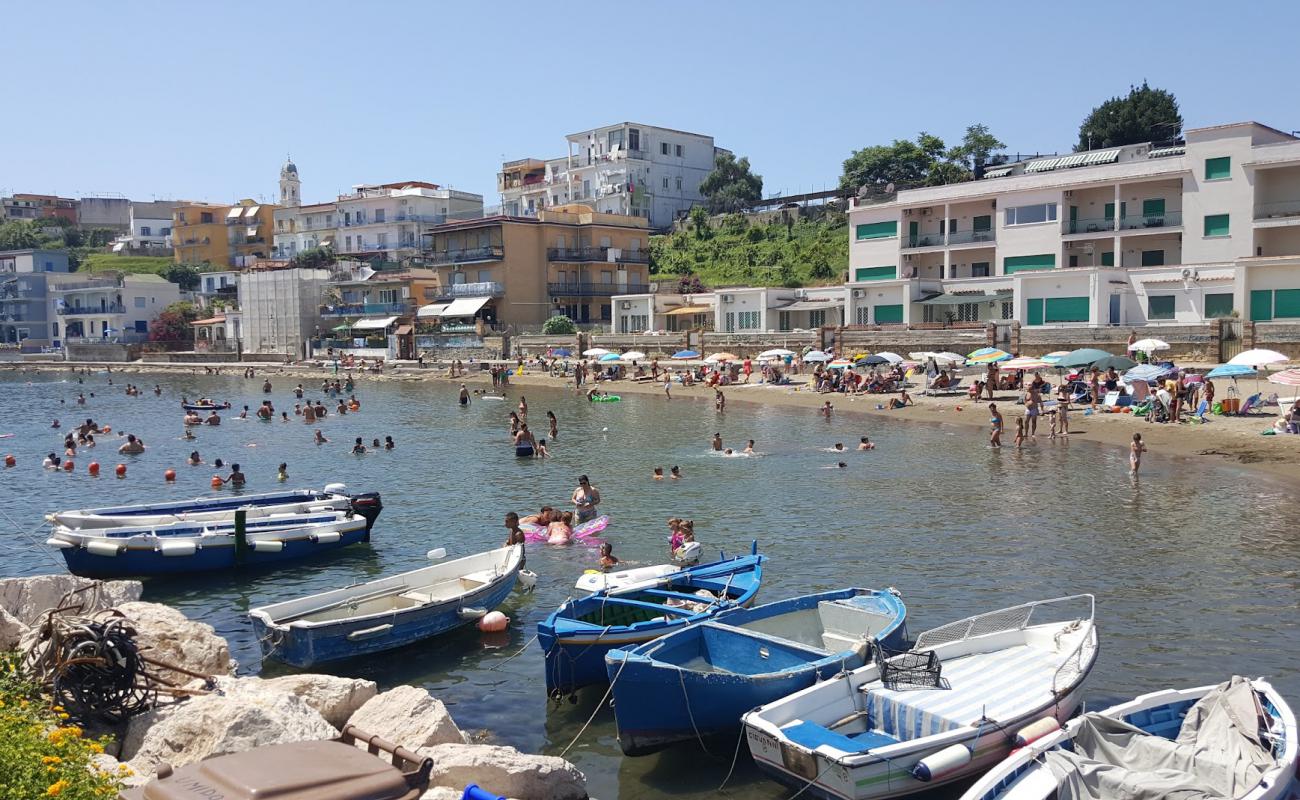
[261,674,378,729]
[346,685,466,750]
[114,601,235,677]
[122,675,337,775]
[0,606,26,650]
[0,575,141,625]
[418,743,587,800]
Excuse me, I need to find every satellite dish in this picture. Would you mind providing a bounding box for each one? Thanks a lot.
[886,183,896,193]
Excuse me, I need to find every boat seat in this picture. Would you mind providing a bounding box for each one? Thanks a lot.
[817,599,887,653]
[781,720,900,754]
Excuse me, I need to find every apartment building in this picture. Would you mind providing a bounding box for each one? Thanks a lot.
[335,182,483,262]
[612,286,846,335]
[172,199,277,267]
[418,206,651,328]
[2,194,78,223]
[77,197,132,231]
[844,121,1300,329]
[49,273,181,344]
[0,249,71,346]
[499,123,728,229]
[111,201,177,252]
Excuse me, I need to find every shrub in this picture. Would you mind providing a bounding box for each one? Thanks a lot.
[0,652,123,799]
[541,315,576,335]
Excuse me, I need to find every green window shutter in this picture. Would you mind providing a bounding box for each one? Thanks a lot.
[1140,250,1165,267]
[1003,254,1056,274]
[1101,251,1115,267]
[1205,156,1231,180]
[854,266,896,281]
[873,304,903,324]
[972,215,991,232]
[1203,213,1230,237]
[1027,298,1045,326]
[1204,293,1234,318]
[1275,288,1300,318]
[1141,198,1165,217]
[855,221,897,240]
[1045,297,1090,323]
[1250,290,1274,321]
[1147,295,1176,320]
[1103,203,1115,221]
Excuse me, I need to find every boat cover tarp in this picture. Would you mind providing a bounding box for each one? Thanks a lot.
[1045,676,1274,800]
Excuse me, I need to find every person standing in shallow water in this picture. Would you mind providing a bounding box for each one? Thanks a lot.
[572,475,600,523]
[989,403,1004,448]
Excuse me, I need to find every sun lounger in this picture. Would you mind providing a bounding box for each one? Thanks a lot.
[1189,399,1210,424]
[925,377,964,397]
[1238,393,1262,416]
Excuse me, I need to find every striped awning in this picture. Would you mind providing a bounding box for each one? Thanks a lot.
[920,293,996,307]
[664,305,711,316]
[1025,148,1120,173]
[416,303,450,318]
[1148,146,1186,159]
[352,316,397,330]
[983,166,1014,179]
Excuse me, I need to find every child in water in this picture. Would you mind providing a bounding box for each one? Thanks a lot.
[277,462,289,481]
[546,511,574,545]
[599,542,619,570]
[535,439,551,458]
[652,467,664,480]
[1130,433,1147,474]
[1014,417,1025,450]
[670,465,681,480]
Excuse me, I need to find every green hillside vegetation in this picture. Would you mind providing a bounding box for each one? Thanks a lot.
[649,207,848,289]
[80,253,176,274]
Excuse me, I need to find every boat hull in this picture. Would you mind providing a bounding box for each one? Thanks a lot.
[49,488,368,529]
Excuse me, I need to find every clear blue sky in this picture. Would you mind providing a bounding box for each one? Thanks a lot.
[5,0,1298,206]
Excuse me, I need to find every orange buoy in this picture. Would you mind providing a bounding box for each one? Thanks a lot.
[164,469,177,482]
[3,454,14,467]
[63,460,75,472]
[88,461,100,476]
[115,463,127,478]
[211,475,224,488]
[477,611,509,632]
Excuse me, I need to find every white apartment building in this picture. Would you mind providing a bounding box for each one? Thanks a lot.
[844,121,1300,329]
[613,287,845,335]
[499,123,729,229]
[49,273,181,344]
[111,201,177,252]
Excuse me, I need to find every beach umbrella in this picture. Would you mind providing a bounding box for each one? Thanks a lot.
[598,353,621,362]
[828,359,853,369]
[550,348,572,358]
[1127,338,1170,352]
[671,350,699,360]
[1124,364,1175,383]
[855,355,889,367]
[704,351,739,363]
[874,351,904,365]
[583,347,611,357]
[1206,364,1257,379]
[621,350,646,361]
[1266,368,1300,386]
[1091,354,1138,371]
[966,347,1011,363]
[759,348,794,358]
[1041,351,1070,365]
[802,350,831,362]
[999,357,1051,371]
[1057,348,1112,369]
[1228,349,1289,368]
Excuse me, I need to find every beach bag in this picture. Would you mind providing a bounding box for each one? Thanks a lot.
[1212,401,1223,415]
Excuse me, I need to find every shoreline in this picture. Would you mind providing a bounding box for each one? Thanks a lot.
[5,359,1297,485]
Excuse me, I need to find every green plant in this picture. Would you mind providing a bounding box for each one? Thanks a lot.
[541,315,576,335]
[0,651,123,799]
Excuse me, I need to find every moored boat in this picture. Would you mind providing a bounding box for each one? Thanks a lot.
[574,563,680,594]
[538,545,765,697]
[960,676,1297,800]
[606,587,908,756]
[249,545,523,668]
[47,484,381,531]
[181,401,232,411]
[742,594,1098,800]
[47,510,370,578]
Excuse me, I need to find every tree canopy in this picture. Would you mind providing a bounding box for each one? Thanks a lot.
[164,263,202,291]
[699,152,763,213]
[1076,82,1182,151]
[541,314,576,335]
[291,246,336,270]
[839,125,1005,192]
[149,301,200,343]
[0,221,42,251]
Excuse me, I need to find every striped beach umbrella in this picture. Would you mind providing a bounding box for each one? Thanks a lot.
[1266,368,1300,386]
[966,347,1012,364]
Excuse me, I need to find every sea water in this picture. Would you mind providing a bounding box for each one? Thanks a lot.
[1,371,1297,799]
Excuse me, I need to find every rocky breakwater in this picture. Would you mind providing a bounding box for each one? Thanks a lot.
[2,574,588,800]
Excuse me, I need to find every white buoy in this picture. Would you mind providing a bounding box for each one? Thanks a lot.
[912,743,971,782]
[517,570,538,591]
[426,547,447,560]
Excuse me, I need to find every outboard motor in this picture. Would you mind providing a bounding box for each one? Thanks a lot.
[349,492,383,540]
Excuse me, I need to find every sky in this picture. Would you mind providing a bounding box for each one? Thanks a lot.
[4,0,1299,207]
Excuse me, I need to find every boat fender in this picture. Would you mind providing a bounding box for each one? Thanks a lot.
[476,610,508,631]
[311,531,343,544]
[1014,718,1059,747]
[461,784,506,800]
[461,606,489,620]
[517,570,538,591]
[85,539,124,557]
[912,743,971,782]
[251,539,286,552]
[324,482,347,494]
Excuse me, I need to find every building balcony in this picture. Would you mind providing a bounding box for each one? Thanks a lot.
[1063,218,1116,236]
[319,301,414,318]
[946,229,996,247]
[53,279,121,291]
[548,282,650,297]
[423,246,504,266]
[1119,211,1182,231]
[1254,200,1300,222]
[427,281,505,301]
[58,303,126,315]
[903,233,946,249]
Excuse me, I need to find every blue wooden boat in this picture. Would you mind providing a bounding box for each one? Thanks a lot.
[46,511,370,578]
[47,484,381,531]
[249,545,523,667]
[605,587,908,755]
[537,545,765,697]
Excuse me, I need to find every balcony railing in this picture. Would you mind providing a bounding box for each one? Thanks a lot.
[547,282,650,297]
[59,303,126,315]
[903,233,946,249]
[427,282,505,301]
[946,229,996,246]
[1119,211,1182,231]
[1064,217,1115,235]
[53,279,121,291]
[423,246,504,266]
[318,301,414,317]
[1254,200,1300,220]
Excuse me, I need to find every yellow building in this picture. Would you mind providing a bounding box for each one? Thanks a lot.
[173,199,279,267]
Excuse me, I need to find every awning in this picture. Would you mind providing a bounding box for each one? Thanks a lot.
[225,207,244,219]
[320,238,333,247]
[442,296,491,317]
[192,316,226,325]
[664,305,712,316]
[243,205,261,218]
[111,242,126,252]
[352,316,398,330]
[1148,146,1185,159]
[246,226,259,237]
[1026,148,1120,173]
[920,293,1000,306]
[416,302,451,318]
[394,324,412,335]
[778,300,842,312]
[983,166,1014,179]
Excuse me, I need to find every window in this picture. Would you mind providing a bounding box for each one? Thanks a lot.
[778,311,791,331]
[1101,251,1115,267]
[675,177,682,191]
[134,297,145,309]
[377,232,388,247]
[600,236,611,247]
[660,142,669,156]
[1068,255,1079,268]
[200,212,213,224]
[600,270,613,284]
[1001,300,1014,320]
[1204,293,1234,318]
[947,219,957,234]
[1045,297,1089,323]
[1205,156,1231,180]
[582,179,590,198]
[809,309,827,327]
[724,312,735,333]
[1003,254,1055,274]
[161,227,170,236]
[676,144,684,157]
[344,212,352,225]
[345,236,352,251]
[1253,288,1300,319]
[738,311,761,330]
[662,177,669,189]
[628,128,640,151]
[972,215,991,232]
[141,226,151,236]
[374,209,385,222]
[874,304,903,324]
[599,304,612,321]
[1141,198,1165,218]
[1204,214,1230,237]
[134,320,148,334]
[1140,250,1165,267]
[972,262,990,277]
[1148,295,1176,320]
[378,289,398,304]
[854,266,895,281]
[1005,203,1057,226]
[854,221,897,240]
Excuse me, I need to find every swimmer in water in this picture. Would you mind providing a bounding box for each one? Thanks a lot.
[238,406,249,419]
[535,438,551,458]
[277,462,288,481]
[837,461,847,469]
[744,439,755,454]
[670,465,681,480]
[653,467,664,480]
[832,442,845,452]
[351,437,367,455]
[724,448,735,455]
[51,420,60,429]
[599,541,619,570]
[214,458,224,469]
[547,511,574,544]
[226,463,245,487]
[520,506,553,526]
[372,438,381,449]
[314,429,328,445]
[821,400,833,418]
[384,436,394,450]
[858,436,875,450]
[281,412,289,422]
[503,512,527,556]
[547,410,558,439]
[711,433,722,451]
[183,428,196,441]
[458,384,470,406]
[187,451,202,465]
[43,453,61,469]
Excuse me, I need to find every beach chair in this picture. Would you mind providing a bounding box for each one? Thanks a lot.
[1189,399,1210,424]
[1238,393,1262,416]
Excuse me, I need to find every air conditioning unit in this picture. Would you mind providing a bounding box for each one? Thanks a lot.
[720,294,734,303]
[621,301,631,310]
[921,208,932,216]
[851,289,865,298]
[903,254,914,263]
[793,288,808,299]
[400,199,409,205]
[1063,191,1074,199]
[1181,268,1193,280]
[903,209,913,216]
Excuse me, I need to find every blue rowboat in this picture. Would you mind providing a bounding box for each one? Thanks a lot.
[960,676,1297,800]
[537,545,765,698]
[605,588,907,756]
[46,511,371,578]
[249,545,523,668]
[47,484,381,531]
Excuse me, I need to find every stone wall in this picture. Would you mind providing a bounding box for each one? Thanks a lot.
[1015,324,1219,362]
[66,342,140,362]
[838,325,991,356]
[141,351,240,364]
[1251,322,1300,359]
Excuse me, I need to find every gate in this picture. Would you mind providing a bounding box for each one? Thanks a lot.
[1219,320,1243,362]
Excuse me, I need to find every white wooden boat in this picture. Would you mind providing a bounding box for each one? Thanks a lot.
[249,545,523,667]
[742,595,1098,800]
[47,484,381,530]
[960,676,1297,800]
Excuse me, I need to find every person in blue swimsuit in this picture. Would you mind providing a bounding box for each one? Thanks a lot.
[988,403,1004,448]
[571,474,601,523]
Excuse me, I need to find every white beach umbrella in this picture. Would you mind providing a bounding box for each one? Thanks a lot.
[1127,338,1170,352]
[874,351,904,365]
[759,348,795,358]
[802,350,832,362]
[582,348,611,357]
[1228,349,1289,368]
[620,351,646,361]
